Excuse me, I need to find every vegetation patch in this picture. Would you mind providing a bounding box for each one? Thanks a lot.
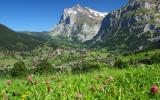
[10,61,28,77]
[33,59,53,74]
[71,61,101,73]
[113,58,128,68]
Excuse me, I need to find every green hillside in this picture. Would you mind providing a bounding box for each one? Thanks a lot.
[0,24,44,51]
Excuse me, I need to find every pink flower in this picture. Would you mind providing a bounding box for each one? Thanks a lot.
[6,80,12,86]
[75,92,83,99]
[150,84,159,94]
[45,80,51,85]
[27,75,33,82]
[103,76,114,84]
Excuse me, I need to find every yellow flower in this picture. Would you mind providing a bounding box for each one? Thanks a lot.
[21,91,30,100]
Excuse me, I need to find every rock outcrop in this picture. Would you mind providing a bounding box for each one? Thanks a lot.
[91,0,160,51]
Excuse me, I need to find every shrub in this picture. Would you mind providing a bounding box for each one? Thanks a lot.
[138,58,152,65]
[11,61,28,77]
[54,66,70,73]
[114,59,128,68]
[71,61,100,73]
[33,59,53,73]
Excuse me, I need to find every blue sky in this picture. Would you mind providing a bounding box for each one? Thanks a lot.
[0,0,128,32]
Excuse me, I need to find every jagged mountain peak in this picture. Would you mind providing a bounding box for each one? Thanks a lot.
[72,4,81,9]
[50,5,108,42]
[64,4,82,13]
[63,4,108,18]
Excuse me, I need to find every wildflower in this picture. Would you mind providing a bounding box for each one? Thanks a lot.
[27,75,33,82]
[108,76,114,81]
[103,76,113,85]
[6,80,12,86]
[45,80,51,86]
[99,84,105,92]
[26,75,33,85]
[150,84,159,94]
[47,86,53,93]
[94,75,102,80]
[21,91,30,100]
[75,92,83,99]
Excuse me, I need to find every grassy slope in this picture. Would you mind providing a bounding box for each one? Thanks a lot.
[0,24,43,50]
[122,49,160,61]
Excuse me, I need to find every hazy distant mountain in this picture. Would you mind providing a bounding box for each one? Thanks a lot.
[50,4,108,42]
[20,31,51,42]
[91,0,160,51]
[0,24,44,51]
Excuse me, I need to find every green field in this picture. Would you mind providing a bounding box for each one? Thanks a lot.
[0,49,160,100]
[0,65,160,100]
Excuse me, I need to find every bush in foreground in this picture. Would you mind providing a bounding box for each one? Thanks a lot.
[71,61,101,73]
[33,59,53,74]
[11,61,28,77]
[114,58,128,68]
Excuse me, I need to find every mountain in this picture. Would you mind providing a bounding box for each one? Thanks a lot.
[91,0,160,51]
[50,4,108,42]
[0,24,44,51]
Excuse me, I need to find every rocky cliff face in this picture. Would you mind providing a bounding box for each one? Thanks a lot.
[92,0,160,51]
[50,4,107,42]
